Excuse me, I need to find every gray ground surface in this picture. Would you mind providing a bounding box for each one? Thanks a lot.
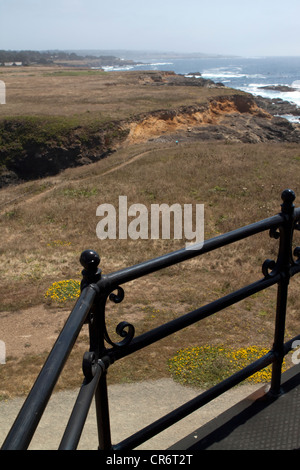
[0,379,259,450]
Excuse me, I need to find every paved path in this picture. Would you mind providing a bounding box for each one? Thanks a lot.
[0,379,259,450]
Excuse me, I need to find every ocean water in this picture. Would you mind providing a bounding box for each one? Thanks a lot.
[101,56,300,122]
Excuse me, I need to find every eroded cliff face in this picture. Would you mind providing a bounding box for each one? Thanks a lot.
[125,95,272,144]
[125,94,300,145]
[1,93,299,187]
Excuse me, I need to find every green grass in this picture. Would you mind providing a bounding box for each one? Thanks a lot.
[62,187,98,198]
[0,115,78,158]
[0,114,128,168]
[43,70,106,77]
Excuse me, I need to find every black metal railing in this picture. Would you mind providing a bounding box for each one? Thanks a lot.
[2,189,300,450]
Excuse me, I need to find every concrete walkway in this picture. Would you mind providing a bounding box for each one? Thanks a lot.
[0,379,259,450]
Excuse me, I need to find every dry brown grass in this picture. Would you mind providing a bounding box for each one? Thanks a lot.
[0,66,235,121]
[0,66,299,399]
[1,138,300,398]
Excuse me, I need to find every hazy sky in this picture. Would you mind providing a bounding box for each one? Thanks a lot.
[0,0,299,57]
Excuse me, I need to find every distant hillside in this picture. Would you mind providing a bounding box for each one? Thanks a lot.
[0,50,136,67]
[71,49,239,60]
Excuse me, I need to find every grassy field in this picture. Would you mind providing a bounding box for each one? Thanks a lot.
[0,66,300,399]
[0,66,245,179]
[0,66,236,120]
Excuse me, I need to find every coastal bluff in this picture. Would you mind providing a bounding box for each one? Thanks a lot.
[0,69,299,187]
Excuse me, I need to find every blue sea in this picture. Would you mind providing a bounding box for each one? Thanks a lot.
[100,55,300,122]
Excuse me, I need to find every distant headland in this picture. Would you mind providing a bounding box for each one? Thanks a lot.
[0,49,239,68]
[0,50,137,68]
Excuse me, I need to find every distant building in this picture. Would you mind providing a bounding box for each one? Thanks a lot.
[3,62,23,67]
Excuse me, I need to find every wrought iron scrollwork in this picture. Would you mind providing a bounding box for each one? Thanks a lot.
[269,227,280,240]
[262,258,277,277]
[294,221,300,232]
[82,351,112,382]
[102,286,135,348]
[109,286,125,304]
[103,318,135,348]
[293,246,300,264]
[82,351,98,382]
[263,189,300,277]
[293,221,300,264]
[79,251,136,350]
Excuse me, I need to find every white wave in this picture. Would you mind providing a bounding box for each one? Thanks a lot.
[278,115,300,123]
[201,67,244,79]
[202,72,247,79]
[240,83,300,108]
[100,61,174,73]
[144,62,173,66]
[201,67,266,80]
[101,65,136,71]
[292,80,300,89]
[281,91,300,107]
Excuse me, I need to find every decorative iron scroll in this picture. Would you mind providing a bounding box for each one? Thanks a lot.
[80,251,136,349]
[262,259,277,277]
[104,286,135,348]
[263,189,300,278]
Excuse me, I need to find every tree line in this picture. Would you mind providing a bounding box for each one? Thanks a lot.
[0,50,99,65]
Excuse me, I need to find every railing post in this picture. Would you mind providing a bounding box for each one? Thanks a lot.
[270,189,295,396]
[80,250,113,450]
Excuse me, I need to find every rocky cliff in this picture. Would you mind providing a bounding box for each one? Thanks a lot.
[0,74,299,188]
[130,95,300,145]
[125,94,300,144]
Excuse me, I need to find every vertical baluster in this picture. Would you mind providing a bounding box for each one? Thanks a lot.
[80,249,112,449]
[270,189,295,396]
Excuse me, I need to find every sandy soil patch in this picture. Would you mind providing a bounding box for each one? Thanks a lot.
[0,304,76,359]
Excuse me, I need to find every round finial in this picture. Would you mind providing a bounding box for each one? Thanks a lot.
[281,189,295,214]
[281,189,296,204]
[80,249,100,272]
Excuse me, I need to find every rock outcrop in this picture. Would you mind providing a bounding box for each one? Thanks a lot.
[1,72,299,188]
[254,95,300,118]
[126,94,300,145]
[259,85,297,92]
